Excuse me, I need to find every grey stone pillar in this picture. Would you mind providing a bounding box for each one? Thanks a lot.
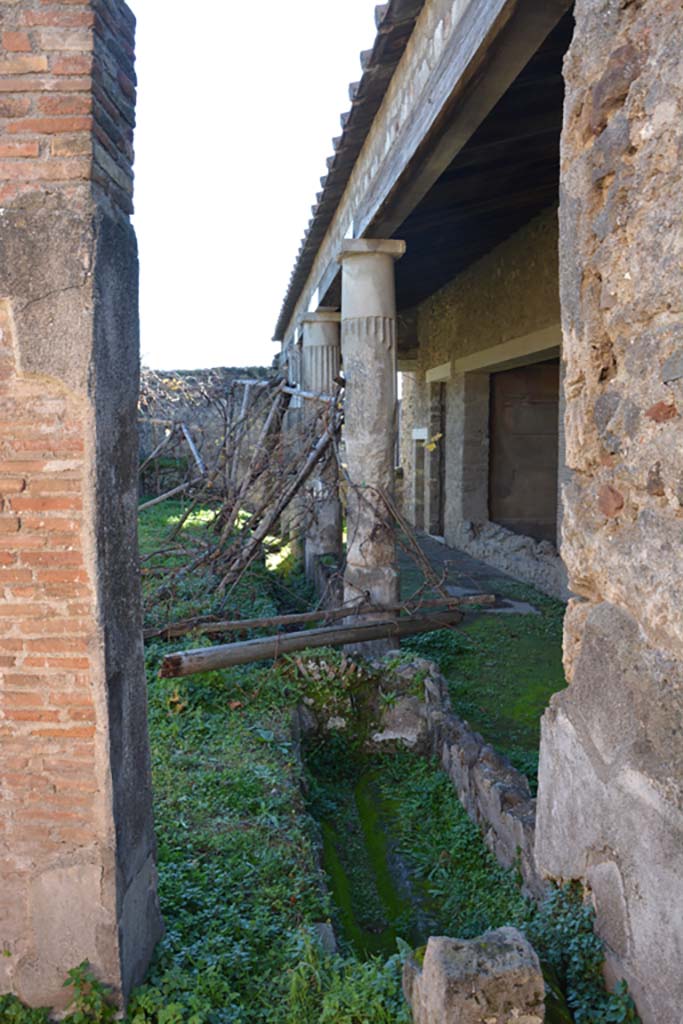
[301,312,342,583]
[337,239,405,653]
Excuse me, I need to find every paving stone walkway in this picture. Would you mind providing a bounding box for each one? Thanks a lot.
[399,533,540,616]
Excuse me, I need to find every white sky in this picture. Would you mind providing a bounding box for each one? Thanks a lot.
[131,0,379,371]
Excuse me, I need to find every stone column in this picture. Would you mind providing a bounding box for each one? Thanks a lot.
[300,312,342,585]
[0,1,161,1010]
[337,239,405,652]
[535,5,683,1023]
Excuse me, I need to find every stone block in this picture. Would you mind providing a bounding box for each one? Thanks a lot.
[403,928,545,1024]
[372,695,428,751]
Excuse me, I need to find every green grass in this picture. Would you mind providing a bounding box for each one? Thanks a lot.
[0,506,638,1023]
[403,578,566,786]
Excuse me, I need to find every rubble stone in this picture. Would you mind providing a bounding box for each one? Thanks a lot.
[403,928,545,1024]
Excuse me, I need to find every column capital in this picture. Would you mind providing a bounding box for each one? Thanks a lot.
[337,238,406,263]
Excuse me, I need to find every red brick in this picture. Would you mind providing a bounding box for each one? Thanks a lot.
[0,141,40,158]
[20,516,80,533]
[0,552,17,565]
[4,709,60,722]
[3,674,42,688]
[34,27,93,52]
[0,570,33,583]
[9,585,40,599]
[51,133,90,157]
[38,93,91,116]
[66,707,95,722]
[6,115,91,135]
[12,535,47,550]
[43,656,90,669]
[30,726,95,739]
[19,618,91,635]
[0,461,46,474]
[22,551,83,567]
[0,77,47,95]
[22,9,94,28]
[0,55,48,75]
[12,496,83,512]
[0,96,32,118]
[0,478,26,494]
[0,603,51,618]
[0,516,20,533]
[2,32,32,53]
[35,567,88,581]
[25,637,87,653]
[28,479,81,494]
[2,692,46,708]
[0,639,23,652]
[0,157,90,182]
[41,760,92,774]
[13,435,84,452]
[51,54,92,75]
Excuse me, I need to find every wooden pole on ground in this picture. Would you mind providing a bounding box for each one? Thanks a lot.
[159,609,463,677]
[144,594,494,641]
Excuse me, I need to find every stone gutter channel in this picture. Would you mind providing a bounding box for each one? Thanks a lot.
[290,653,551,1022]
[374,655,543,899]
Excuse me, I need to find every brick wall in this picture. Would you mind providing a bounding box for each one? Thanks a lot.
[0,301,109,993]
[0,0,161,1008]
[0,0,136,212]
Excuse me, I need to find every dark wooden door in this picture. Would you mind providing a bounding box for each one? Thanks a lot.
[489,359,559,543]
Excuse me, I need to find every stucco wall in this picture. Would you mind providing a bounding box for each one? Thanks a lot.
[399,208,568,598]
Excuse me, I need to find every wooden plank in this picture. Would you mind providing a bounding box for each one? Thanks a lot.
[357,0,571,238]
[159,610,464,678]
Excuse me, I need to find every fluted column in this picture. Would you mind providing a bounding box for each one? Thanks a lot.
[301,311,342,585]
[337,239,406,652]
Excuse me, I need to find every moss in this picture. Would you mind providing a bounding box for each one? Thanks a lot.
[412,944,427,968]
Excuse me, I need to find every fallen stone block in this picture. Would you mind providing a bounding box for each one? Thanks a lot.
[403,927,545,1024]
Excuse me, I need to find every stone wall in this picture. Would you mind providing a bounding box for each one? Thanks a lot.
[399,209,568,598]
[0,0,161,1008]
[371,658,542,897]
[535,3,683,1022]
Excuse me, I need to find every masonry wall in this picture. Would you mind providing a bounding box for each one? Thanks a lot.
[399,208,568,597]
[0,1,161,1008]
[535,3,683,1022]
